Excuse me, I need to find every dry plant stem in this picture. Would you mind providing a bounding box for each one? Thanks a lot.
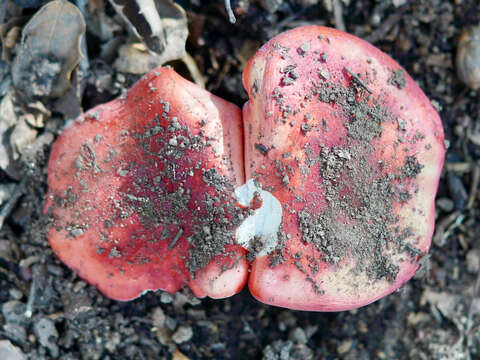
[466,268,480,335]
[433,211,464,246]
[365,11,405,44]
[0,178,26,230]
[225,0,236,24]
[181,53,206,88]
[24,275,37,318]
[332,0,346,32]
[467,161,480,209]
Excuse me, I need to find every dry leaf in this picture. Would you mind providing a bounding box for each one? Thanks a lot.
[11,0,86,98]
[172,349,191,360]
[110,0,187,68]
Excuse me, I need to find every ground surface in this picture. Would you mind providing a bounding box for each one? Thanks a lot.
[0,0,480,359]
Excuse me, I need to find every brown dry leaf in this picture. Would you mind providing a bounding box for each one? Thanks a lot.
[0,22,22,61]
[11,0,86,99]
[172,349,191,360]
[110,0,187,71]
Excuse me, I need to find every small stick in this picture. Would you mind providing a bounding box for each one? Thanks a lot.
[24,277,37,318]
[332,0,346,32]
[466,268,480,335]
[345,66,372,94]
[225,0,236,24]
[467,161,480,209]
[0,178,26,229]
[169,228,184,250]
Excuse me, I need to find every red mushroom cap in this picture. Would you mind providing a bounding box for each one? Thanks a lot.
[242,26,445,311]
[45,68,248,301]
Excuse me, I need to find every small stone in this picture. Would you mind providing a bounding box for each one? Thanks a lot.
[337,339,353,354]
[63,291,93,321]
[0,184,16,205]
[151,307,166,328]
[2,301,26,324]
[259,0,283,13]
[466,249,480,274]
[3,323,27,344]
[165,316,178,331]
[289,327,308,344]
[9,289,23,301]
[0,240,16,262]
[446,173,467,211]
[456,25,480,90]
[33,318,59,357]
[105,331,121,353]
[436,197,454,212]
[172,325,193,344]
[392,0,407,7]
[0,340,26,360]
[10,118,38,161]
[71,228,84,237]
[0,92,21,179]
[160,291,173,303]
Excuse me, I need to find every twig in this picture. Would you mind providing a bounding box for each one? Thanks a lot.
[467,161,480,209]
[345,66,372,94]
[0,177,26,229]
[332,0,346,32]
[24,275,37,318]
[365,12,404,44]
[466,268,480,335]
[169,227,184,250]
[433,211,464,247]
[181,53,206,88]
[225,0,236,24]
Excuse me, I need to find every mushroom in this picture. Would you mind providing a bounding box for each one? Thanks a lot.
[243,26,445,311]
[45,26,445,310]
[45,68,249,301]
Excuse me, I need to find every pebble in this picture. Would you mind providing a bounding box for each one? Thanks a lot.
[2,301,26,324]
[63,290,92,320]
[436,197,455,212]
[151,307,166,328]
[172,325,193,344]
[466,249,480,274]
[456,25,480,90]
[0,240,16,262]
[289,327,308,344]
[160,291,173,304]
[392,0,407,7]
[3,323,27,344]
[337,339,353,354]
[0,340,26,360]
[9,289,23,301]
[446,173,467,211]
[0,91,21,179]
[33,318,59,357]
[259,0,283,13]
[165,316,178,331]
[0,183,15,205]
